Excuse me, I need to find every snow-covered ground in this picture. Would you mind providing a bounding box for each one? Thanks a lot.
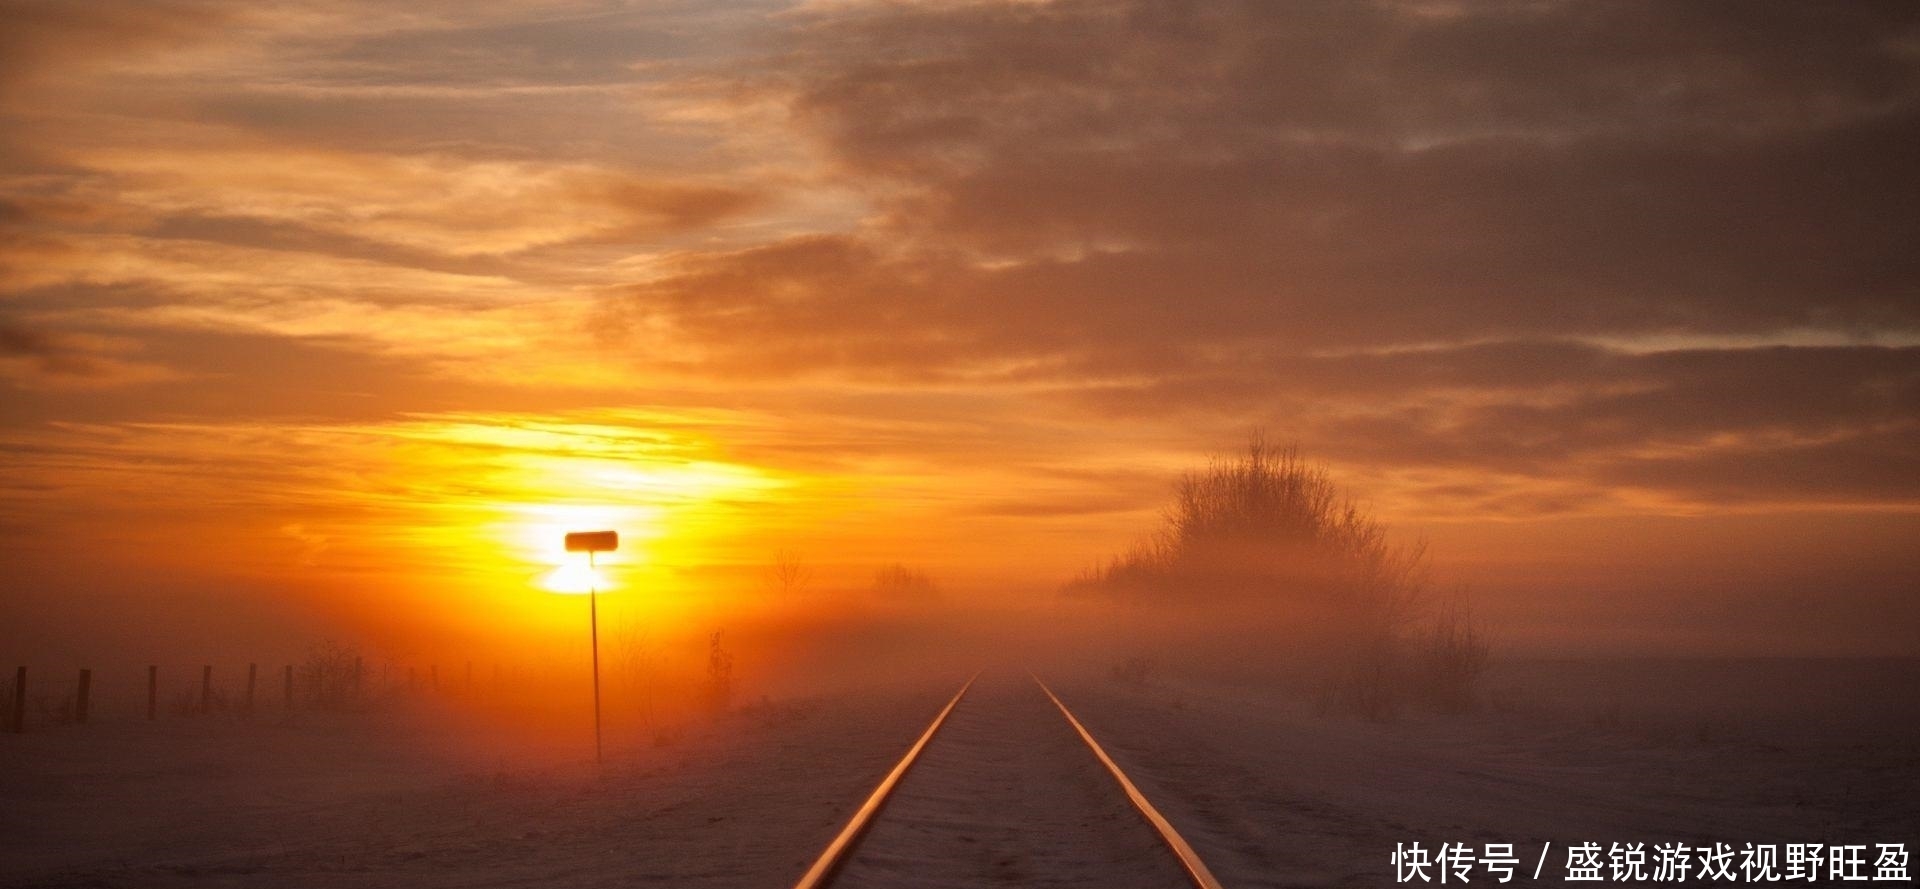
[3,658,1913,887]
[0,682,951,888]
[1053,657,1919,888]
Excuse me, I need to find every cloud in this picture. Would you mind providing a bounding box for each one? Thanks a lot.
[4,0,1917,553]
[585,0,1920,512]
[1055,341,1920,508]
[0,0,237,97]
[774,0,1917,339]
[0,318,180,390]
[21,145,764,257]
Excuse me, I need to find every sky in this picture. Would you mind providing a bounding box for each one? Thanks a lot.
[2,0,1917,662]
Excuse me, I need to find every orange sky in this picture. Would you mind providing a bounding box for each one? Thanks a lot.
[2,1,1917,663]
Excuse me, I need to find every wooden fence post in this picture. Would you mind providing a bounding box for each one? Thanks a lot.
[75,669,91,725]
[246,663,258,715]
[200,665,212,714]
[11,666,25,733]
[147,665,158,720]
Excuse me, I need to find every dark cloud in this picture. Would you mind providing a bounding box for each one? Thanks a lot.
[303,13,688,89]
[1330,344,1919,455]
[0,316,183,391]
[0,319,108,377]
[188,88,704,164]
[116,1,791,166]
[602,0,1920,508]
[1604,425,1920,503]
[1262,344,1919,505]
[630,0,1920,354]
[0,0,234,95]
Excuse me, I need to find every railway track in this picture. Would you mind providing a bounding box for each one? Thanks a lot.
[792,671,1225,889]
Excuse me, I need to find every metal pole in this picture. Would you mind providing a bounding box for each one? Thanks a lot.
[589,550,603,764]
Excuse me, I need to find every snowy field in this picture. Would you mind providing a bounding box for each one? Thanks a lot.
[1058,657,1920,888]
[0,681,949,888]
[2,658,1914,887]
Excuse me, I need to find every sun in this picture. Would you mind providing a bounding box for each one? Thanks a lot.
[541,559,606,595]
[503,502,659,594]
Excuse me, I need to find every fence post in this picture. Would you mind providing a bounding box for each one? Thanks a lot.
[76,669,91,724]
[10,667,25,733]
[246,663,258,715]
[283,665,294,711]
[147,665,158,720]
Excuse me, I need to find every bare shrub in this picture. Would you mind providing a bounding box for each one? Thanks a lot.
[704,630,734,715]
[300,640,363,710]
[611,625,661,729]
[871,563,941,601]
[1409,593,1491,712]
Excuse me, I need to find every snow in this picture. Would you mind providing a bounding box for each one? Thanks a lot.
[1049,657,1920,888]
[0,684,949,888]
[4,657,1913,887]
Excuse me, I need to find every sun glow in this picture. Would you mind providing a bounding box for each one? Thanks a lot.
[486,452,782,601]
[541,559,606,595]
[26,412,802,644]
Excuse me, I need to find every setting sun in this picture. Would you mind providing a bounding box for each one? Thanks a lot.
[540,559,607,596]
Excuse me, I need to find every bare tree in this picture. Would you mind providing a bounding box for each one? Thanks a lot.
[766,549,813,597]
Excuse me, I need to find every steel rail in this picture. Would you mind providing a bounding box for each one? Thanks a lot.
[790,672,980,889]
[1032,673,1228,889]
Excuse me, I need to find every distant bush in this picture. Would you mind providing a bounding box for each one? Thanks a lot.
[300,640,364,710]
[704,631,734,715]
[1067,434,1489,715]
[871,564,941,601]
